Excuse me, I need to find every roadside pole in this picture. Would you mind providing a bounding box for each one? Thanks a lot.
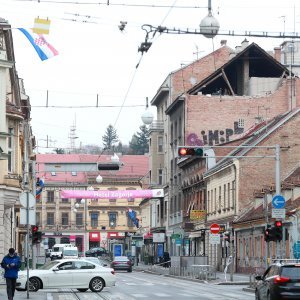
[264,192,269,268]
[275,144,281,259]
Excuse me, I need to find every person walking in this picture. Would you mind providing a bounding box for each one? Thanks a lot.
[1,248,21,300]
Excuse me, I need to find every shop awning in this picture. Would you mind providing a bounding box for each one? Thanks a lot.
[89,232,100,242]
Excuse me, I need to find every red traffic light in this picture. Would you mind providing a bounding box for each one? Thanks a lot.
[32,225,38,232]
[275,221,282,227]
[178,146,203,157]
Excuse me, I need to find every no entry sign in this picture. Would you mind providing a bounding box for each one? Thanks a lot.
[210,223,220,234]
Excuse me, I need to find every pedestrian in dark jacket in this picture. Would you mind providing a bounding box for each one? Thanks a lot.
[1,248,21,300]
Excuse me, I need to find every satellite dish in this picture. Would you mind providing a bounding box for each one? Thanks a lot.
[204,148,216,169]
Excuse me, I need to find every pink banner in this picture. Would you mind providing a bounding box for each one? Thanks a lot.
[60,189,164,199]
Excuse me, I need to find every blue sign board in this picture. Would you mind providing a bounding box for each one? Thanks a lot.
[272,195,286,209]
[113,244,122,257]
[293,241,300,259]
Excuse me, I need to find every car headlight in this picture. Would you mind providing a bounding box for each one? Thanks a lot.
[18,274,27,279]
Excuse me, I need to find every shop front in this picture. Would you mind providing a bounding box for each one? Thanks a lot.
[89,232,100,248]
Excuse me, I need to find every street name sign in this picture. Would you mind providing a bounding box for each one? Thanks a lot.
[272,208,286,219]
[210,223,220,234]
[209,233,221,245]
[272,195,285,209]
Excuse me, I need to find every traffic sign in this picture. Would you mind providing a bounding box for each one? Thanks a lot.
[19,192,36,208]
[210,223,220,234]
[272,195,286,209]
[209,233,221,244]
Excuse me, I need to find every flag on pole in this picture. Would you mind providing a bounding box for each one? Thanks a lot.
[36,177,45,200]
[18,28,59,61]
[127,208,139,228]
[33,17,51,35]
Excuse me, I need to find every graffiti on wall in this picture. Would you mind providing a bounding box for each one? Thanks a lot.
[187,121,244,146]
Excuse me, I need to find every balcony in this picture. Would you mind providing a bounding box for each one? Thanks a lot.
[149,121,164,131]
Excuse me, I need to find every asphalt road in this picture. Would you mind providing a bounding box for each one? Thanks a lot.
[4,270,254,300]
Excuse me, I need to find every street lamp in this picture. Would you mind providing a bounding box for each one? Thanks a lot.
[199,0,220,38]
[141,97,154,125]
[96,174,103,183]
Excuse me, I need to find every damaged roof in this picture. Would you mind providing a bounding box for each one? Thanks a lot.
[188,42,291,96]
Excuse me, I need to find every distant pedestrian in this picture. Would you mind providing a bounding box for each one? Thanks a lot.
[1,248,21,300]
[163,252,170,268]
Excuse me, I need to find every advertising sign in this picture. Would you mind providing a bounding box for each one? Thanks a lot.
[190,210,206,220]
[153,233,165,243]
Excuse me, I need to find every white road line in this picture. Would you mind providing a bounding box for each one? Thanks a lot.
[131,294,148,298]
[153,293,171,297]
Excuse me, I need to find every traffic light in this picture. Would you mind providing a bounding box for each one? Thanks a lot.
[274,220,283,241]
[264,225,276,242]
[97,163,120,171]
[178,146,204,157]
[200,230,205,241]
[224,231,230,243]
[31,226,42,243]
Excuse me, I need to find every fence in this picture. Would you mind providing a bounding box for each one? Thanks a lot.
[169,264,216,280]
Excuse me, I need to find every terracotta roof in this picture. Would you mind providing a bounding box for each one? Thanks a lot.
[36,154,149,184]
[234,196,300,224]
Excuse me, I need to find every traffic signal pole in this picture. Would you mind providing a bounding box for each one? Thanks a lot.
[275,145,282,259]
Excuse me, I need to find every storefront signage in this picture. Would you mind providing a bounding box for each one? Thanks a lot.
[61,189,164,199]
[190,210,206,220]
[153,233,165,243]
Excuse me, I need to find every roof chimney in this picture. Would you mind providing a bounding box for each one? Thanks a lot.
[274,47,281,63]
[220,40,227,46]
[241,38,249,49]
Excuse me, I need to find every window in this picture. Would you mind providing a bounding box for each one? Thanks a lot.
[224,184,227,209]
[218,186,221,211]
[108,212,117,227]
[61,213,69,225]
[51,172,56,176]
[71,171,77,176]
[207,191,210,213]
[76,213,83,226]
[47,191,54,203]
[61,198,69,203]
[127,212,134,227]
[59,261,73,270]
[47,212,54,225]
[231,180,236,208]
[36,212,41,226]
[91,212,98,228]
[7,127,14,172]
[158,168,163,185]
[158,136,163,153]
[227,183,230,208]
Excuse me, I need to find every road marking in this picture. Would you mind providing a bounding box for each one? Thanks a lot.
[131,294,148,298]
[153,293,170,297]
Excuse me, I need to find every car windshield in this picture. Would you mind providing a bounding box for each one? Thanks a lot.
[281,266,300,279]
[64,250,77,256]
[38,261,60,270]
[53,247,60,252]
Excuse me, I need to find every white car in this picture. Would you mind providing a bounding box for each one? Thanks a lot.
[16,259,116,292]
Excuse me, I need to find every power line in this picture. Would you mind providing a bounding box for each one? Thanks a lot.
[14,0,206,9]
[19,104,144,108]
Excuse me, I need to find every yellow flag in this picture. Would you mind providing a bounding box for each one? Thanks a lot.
[33,18,51,35]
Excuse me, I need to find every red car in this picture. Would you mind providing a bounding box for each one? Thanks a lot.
[110,256,132,272]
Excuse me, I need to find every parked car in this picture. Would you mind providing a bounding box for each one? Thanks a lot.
[85,247,107,257]
[16,258,116,292]
[81,257,110,267]
[255,260,300,300]
[111,256,133,272]
[45,249,52,258]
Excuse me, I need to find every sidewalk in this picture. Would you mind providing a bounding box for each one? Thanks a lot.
[0,285,49,300]
[133,262,254,286]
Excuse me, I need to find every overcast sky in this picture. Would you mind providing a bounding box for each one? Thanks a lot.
[2,0,299,152]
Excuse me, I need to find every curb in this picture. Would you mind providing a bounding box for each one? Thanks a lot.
[242,287,256,293]
[134,269,251,285]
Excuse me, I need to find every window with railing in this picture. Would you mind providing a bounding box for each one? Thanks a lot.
[61,198,69,203]
[7,127,14,173]
[47,191,55,203]
[91,212,98,228]
[76,213,83,226]
[108,212,117,228]
[47,212,54,225]
[61,213,69,225]
[158,136,163,153]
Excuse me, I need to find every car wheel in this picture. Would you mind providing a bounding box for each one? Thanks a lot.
[27,277,41,292]
[267,291,271,300]
[255,290,260,300]
[77,288,88,292]
[89,277,105,292]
